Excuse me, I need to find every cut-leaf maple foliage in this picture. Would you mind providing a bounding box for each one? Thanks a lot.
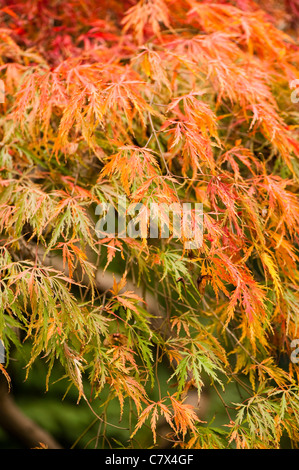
[0,0,299,449]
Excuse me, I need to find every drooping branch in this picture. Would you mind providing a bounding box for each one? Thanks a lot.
[0,374,62,449]
[0,239,207,449]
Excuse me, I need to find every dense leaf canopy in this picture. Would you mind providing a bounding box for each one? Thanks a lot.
[0,0,299,449]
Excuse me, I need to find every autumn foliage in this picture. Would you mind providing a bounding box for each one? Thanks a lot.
[0,0,299,449]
